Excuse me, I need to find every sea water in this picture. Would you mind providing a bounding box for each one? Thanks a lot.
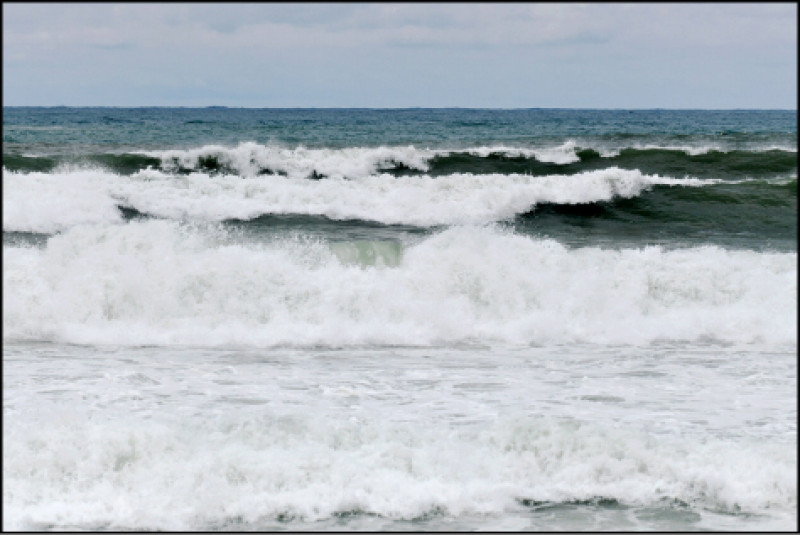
[3,108,797,530]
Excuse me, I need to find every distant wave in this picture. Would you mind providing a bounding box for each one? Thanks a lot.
[2,141,796,179]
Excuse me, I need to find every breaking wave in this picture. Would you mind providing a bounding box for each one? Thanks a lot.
[3,222,795,348]
[2,166,731,233]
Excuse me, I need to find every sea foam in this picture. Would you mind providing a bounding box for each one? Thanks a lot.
[3,412,795,531]
[143,141,588,178]
[3,166,715,232]
[3,222,795,348]
[143,141,797,178]
[2,167,124,233]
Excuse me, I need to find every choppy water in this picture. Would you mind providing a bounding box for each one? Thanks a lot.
[3,107,797,531]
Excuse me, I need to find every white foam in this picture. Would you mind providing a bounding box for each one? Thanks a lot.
[2,413,795,530]
[463,141,582,164]
[2,167,124,233]
[146,142,435,179]
[141,141,797,179]
[2,166,713,232]
[143,141,588,177]
[3,223,795,348]
[597,143,798,158]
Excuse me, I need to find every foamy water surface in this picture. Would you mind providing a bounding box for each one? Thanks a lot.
[3,342,796,531]
[4,107,796,531]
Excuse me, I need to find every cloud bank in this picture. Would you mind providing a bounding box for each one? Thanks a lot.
[3,3,797,108]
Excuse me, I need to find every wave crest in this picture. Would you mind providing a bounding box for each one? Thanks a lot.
[4,223,795,347]
[2,166,713,232]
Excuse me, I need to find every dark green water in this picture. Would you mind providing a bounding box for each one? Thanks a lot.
[3,107,797,251]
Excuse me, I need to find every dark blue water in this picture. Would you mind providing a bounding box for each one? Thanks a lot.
[3,107,796,150]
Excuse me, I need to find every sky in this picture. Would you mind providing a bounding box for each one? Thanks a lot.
[2,3,797,108]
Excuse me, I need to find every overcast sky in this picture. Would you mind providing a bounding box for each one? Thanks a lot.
[3,3,797,108]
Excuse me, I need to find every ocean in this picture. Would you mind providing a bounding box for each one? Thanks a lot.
[2,107,797,531]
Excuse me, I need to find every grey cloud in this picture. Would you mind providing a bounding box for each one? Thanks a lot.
[2,3,796,108]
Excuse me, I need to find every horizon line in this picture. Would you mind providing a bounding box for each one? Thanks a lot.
[3,105,797,111]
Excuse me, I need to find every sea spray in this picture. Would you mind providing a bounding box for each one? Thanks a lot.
[4,222,795,348]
